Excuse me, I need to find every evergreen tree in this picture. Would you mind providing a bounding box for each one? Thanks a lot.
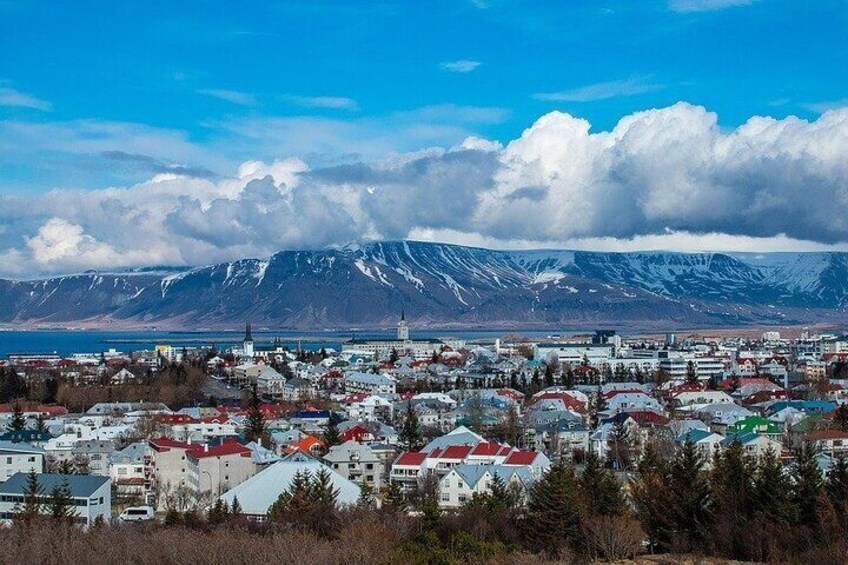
[57,459,76,475]
[522,462,581,556]
[207,498,229,525]
[9,401,27,431]
[637,440,668,476]
[321,414,341,452]
[607,419,633,470]
[229,496,242,516]
[832,404,848,432]
[35,414,48,433]
[580,450,625,516]
[590,385,606,428]
[357,483,376,509]
[383,480,407,513]
[15,471,44,524]
[632,465,673,553]
[791,442,824,529]
[826,455,848,525]
[667,441,710,550]
[243,385,266,443]
[752,447,793,526]
[685,361,698,386]
[398,401,423,451]
[309,467,340,506]
[709,439,754,559]
[544,363,555,388]
[48,480,74,524]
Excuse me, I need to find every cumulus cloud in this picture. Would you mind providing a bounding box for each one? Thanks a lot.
[3,102,848,277]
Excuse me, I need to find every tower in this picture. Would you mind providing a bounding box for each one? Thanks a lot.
[397,310,409,341]
[243,322,254,358]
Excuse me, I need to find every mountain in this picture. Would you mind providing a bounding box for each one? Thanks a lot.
[2,241,848,329]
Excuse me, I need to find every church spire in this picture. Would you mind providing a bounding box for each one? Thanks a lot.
[244,322,253,343]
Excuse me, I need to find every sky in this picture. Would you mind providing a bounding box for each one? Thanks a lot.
[1,0,848,276]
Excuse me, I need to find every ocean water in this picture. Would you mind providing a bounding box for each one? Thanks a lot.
[0,328,559,357]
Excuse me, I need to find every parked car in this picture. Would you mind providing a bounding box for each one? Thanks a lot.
[119,506,155,522]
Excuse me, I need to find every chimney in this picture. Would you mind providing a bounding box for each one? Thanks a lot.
[204,444,209,453]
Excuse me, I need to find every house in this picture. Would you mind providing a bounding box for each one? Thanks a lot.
[218,458,360,519]
[390,451,427,491]
[70,440,115,476]
[0,441,44,481]
[0,473,111,527]
[109,368,138,385]
[726,415,782,437]
[678,429,724,460]
[256,367,287,399]
[438,464,533,508]
[803,430,848,457]
[322,440,383,492]
[184,441,255,496]
[606,392,663,415]
[344,372,396,395]
[722,432,783,458]
[281,377,313,402]
[672,390,735,408]
[109,442,147,501]
[696,403,753,431]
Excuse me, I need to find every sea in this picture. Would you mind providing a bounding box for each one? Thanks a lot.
[0,328,564,357]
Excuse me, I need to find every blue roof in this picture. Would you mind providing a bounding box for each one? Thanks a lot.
[0,473,108,498]
[767,400,836,415]
[722,431,760,445]
[678,429,716,444]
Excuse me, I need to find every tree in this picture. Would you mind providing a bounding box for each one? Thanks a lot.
[667,441,710,551]
[709,439,754,559]
[522,462,582,556]
[833,404,848,432]
[207,498,229,525]
[357,483,376,509]
[607,419,633,471]
[581,450,625,517]
[826,455,848,526]
[383,480,407,513]
[10,401,27,431]
[35,414,48,433]
[791,442,824,529]
[685,361,698,386]
[15,471,44,524]
[590,385,607,428]
[544,363,555,388]
[229,496,242,516]
[398,401,423,452]
[243,385,266,443]
[321,414,341,452]
[48,479,74,524]
[57,459,76,475]
[752,447,793,527]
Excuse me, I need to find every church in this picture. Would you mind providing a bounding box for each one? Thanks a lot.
[344,312,447,361]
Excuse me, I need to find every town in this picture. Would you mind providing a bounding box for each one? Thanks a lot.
[2,317,848,562]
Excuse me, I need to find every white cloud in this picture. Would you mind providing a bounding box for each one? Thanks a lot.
[669,0,757,13]
[803,98,848,114]
[197,89,257,106]
[439,60,482,73]
[4,102,848,277]
[283,95,359,111]
[534,77,663,102]
[0,86,52,111]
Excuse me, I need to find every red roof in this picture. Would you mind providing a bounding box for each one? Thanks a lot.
[503,450,539,466]
[395,451,427,466]
[187,442,251,459]
[470,442,507,457]
[340,424,370,442]
[439,445,473,460]
[625,411,670,426]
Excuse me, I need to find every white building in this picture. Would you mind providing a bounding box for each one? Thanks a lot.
[0,441,44,482]
[344,372,396,395]
[0,473,111,527]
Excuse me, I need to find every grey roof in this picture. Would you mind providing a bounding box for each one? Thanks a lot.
[219,460,360,515]
[422,426,484,452]
[0,440,45,454]
[345,372,394,386]
[452,464,534,489]
[0,473,109,498]
[323,440,379,463]
[110,441,147,464]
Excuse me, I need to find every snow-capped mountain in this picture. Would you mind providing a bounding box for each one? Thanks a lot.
[2,241,848,329]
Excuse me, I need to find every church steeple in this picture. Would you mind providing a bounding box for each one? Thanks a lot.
[243,322,254,358]
[397,310,409,341]
[244,322,253,343]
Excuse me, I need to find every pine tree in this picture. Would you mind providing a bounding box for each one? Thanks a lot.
[48,480,74,524]
[685,361,698,385]
[321,414,341,452]
[522,462,581,556]
[544,363,555,388]
[357,483,376,509]
[229,496,242,516]
[632,466,673,553]
[57,459,76,475]
[637,440,668,476]
[15,471,44,524]
[832,404,848,432]
[752,447,793,526]
[10,401,27,431]
[35,414,48,433]
[580,450,625,516]
[309,467,340,506]
[244,385,266,443]
[607,419,633,470]
[826,455,848,525]
[668,441,710,550]
[383,480,407,513]
[398,401,423,452]
[709,439,754,559]
[791,442,824,529]
[207,498,228,525]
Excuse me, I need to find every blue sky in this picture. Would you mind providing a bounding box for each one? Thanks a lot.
[1,0,848,274]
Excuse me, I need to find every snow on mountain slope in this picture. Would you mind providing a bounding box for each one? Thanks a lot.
[2,241,848,328]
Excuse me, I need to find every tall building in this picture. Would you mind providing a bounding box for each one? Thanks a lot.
[243,322,254,358]
[397,310,409,341]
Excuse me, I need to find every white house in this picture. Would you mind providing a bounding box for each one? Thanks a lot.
[0,441,44,482]
[0,473,111,527]
[438,464,533,508]
[256,367,287,399]
[344,372,396,395]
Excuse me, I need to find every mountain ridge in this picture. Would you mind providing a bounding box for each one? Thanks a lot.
[2,240,847,330]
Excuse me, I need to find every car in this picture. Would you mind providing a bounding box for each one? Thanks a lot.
[119,505,155,522]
